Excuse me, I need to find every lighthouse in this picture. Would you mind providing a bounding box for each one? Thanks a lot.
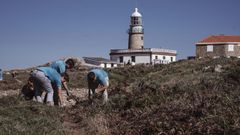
[128,8,144,49]
[110,8,177,65]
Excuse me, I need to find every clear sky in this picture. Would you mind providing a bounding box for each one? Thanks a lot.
[0,0,239,70]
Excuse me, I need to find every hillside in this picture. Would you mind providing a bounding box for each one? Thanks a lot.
[0,58,240,134]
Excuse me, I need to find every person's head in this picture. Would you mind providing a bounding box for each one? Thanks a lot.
[87,72,96,82]
[65,59,75,69]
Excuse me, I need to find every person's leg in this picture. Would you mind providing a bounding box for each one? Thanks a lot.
[102,77,109,104]
[42,80,54,106]
[102,89,108,104]
[88,81,96,101]
[35,88,43,102]
[32,70,54,105]
[52,83,59,106]
[31,71,44,103]
[88,88,95,101]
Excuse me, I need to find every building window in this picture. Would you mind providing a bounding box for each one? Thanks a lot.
[133,17,139,25]
[131,56,136,62]
[228,44,234,52]
[163,56,166,60]
[155,56,158,59]
[207,45,213,52]
[141,36,143,40]
[111,63,114,67]
[171,57,173,62]
[119,56,123,63]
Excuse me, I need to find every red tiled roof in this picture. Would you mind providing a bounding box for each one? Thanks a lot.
[198,35,240,43]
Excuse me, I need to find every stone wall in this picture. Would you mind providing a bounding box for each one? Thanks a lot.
[196,44,240,58]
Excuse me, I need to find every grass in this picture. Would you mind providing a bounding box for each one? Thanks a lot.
[0,96,66,135]
[1,57,240,134]
[73,58,240,134]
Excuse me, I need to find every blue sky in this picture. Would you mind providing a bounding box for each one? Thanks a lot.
[0,0,239,70]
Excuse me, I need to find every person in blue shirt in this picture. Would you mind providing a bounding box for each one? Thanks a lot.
[50,58,75,75]
[87,69,109,104]
[50,58,75,96]
[0,69,2,81]
[30,67,68,106]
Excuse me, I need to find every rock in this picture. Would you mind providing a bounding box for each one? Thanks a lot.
[214,64,222,72]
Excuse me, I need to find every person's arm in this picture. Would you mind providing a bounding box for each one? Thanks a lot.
[58,87,64,106]
[96,84,108,93]
[96,76,109,93]
[62,81,70,96]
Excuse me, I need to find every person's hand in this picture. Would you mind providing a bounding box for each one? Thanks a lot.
[97,85,106,93]
[95,88,100,94]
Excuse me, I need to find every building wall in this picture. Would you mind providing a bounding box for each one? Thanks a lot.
[111,53,177,64]
[110,55,119,62]
[110,54,150,64]
[100,63,110,68]
[151,54,176,64]
[110,63,117,68]
[225,44,240,57]
[100,63,118,68]
[136,55,151,63]
[196,44,240,58]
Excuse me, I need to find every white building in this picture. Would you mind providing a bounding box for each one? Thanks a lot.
[110,8,177,65]
[83,57,118,68]
[110,48,176,64]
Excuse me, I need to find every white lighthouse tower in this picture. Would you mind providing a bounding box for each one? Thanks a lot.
[128,8,144,49]
[110,8,177,65]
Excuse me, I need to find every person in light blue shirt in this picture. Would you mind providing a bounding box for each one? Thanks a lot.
[50,59,75,96]
[0,69,2,81]
[30,67,68,106]
[50,60,66,75]
[87,69,109,104]
[50,59,75,75]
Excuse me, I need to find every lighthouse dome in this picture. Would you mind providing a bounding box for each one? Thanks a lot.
[131,8,142,17]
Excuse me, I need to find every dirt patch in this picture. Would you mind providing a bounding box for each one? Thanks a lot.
[0,89,19,98]
[63,88,88,107]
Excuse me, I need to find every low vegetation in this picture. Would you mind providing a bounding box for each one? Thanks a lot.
[0,96,65,135]
[1,58,240,134]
